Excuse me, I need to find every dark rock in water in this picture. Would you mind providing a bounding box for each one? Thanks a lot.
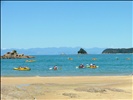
[1,50,34,59]
[78,48,87,54]
[102,48,133,54]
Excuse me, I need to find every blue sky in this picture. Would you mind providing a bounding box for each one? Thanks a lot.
[1,1,132,49]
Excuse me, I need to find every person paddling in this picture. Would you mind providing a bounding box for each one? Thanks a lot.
[79,64,84,68]
[53,65,58,70]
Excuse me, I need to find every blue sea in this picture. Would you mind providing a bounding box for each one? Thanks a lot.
[1,54,133,77]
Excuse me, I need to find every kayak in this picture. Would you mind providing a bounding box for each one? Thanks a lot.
[86,65,99,69]
[49,68,53,70]
[13,67,31,71]
[49,67,58,70]
[25,60,35,62]
[68,57,73,60]
[49,67,62,70]
[76,66,85,69]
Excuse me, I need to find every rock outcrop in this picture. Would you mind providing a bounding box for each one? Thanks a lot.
[1,50,34,59]
[78,48,87,54]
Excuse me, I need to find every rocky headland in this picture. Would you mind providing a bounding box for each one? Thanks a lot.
[1,50,34,59]
[102,48,133,54]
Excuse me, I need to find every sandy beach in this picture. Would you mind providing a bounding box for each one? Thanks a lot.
[1,76,133,100]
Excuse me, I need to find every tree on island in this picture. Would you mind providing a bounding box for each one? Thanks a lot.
[102,48,133,54]
[78,48,87,54]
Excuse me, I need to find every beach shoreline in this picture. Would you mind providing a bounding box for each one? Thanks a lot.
[1,76,133,100]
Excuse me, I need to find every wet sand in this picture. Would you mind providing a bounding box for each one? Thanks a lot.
[1,76,133,100]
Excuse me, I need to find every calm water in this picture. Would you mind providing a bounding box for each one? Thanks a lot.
[1,54,133,77]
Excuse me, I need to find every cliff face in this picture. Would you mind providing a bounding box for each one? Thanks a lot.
[102,48,133,54]
[1,50,34,59]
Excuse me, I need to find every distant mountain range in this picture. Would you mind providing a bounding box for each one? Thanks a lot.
[1,47,105,55]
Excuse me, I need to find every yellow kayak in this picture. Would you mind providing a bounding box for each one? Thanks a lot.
[25,60,35,62]
[89,66,99,69]
[13,67,31,71]
[68,57,73,60]
[86,65,99,69]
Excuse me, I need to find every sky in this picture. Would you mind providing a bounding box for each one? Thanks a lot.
[1,1,132,49]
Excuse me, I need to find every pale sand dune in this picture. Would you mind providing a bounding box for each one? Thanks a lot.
[1,76,133,100]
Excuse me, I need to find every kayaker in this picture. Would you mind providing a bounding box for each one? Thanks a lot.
[86,64,89,68]
[24,66,28,69]
[53,65,58,70]
[79,64,84,68]
[90,64,93,68]
[90,64,96,68]
[18,66,22,69]
[93,64,96,68]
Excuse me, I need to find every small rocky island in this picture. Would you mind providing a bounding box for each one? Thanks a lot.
[1,50,34,59]
[102,48,133,54]
[78,48,87,54]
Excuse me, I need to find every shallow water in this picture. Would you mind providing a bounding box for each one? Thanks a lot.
[1,54,133,76]
[16,84,30,89]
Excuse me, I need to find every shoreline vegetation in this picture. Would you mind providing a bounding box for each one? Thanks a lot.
[1,76,133,100]
[102,48,133,54]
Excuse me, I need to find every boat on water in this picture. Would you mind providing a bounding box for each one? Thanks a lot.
[86,66,99,69]
[49,66,62,70]
[92,58,97,60]
[86,64,99,69]
[25,60,35,62]
[13,67,31,71]
[76,66,85,69]
[68,57,73,60]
